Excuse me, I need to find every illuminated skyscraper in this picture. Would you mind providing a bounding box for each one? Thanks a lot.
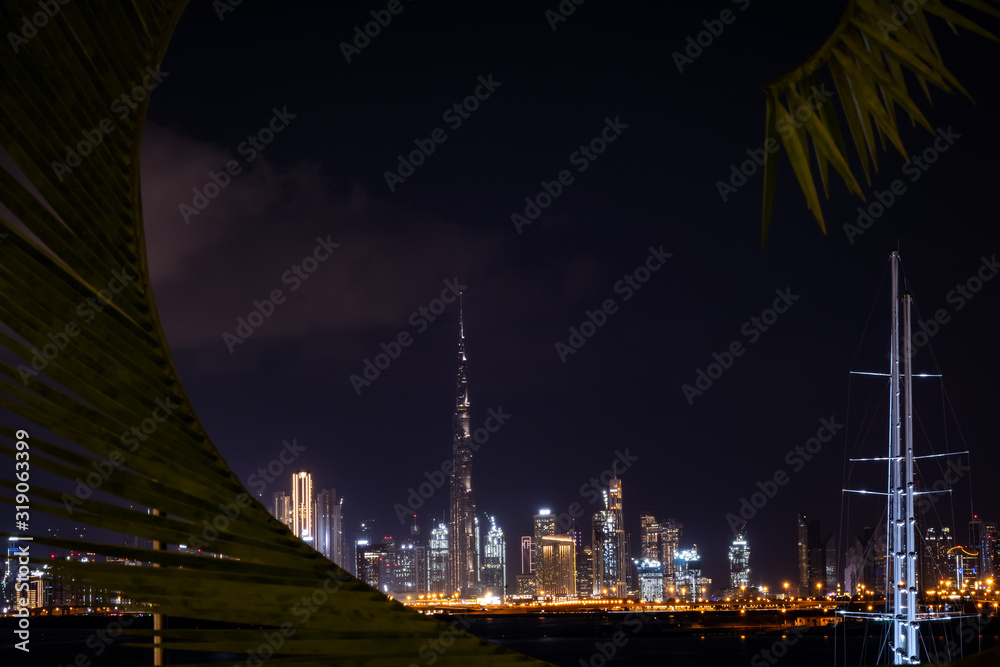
[533,510,557,587]
[521,536,534,575]
[291,471,314,543]
[592,477,626,598]
[637,559,663,602]
[797,514,809,591]
[640,513,662,561]
[482,515,506,597]
[796,515,826,593]
[674,546,702,602]
[577,545,593,596]
[661,518,682,597]
[428,522,449,594]
[985,521,998,580]
[394,542,419,594]
[448,295,480,597]
[540,535,576,597]
[971,516,994,579]
[272,492,292,530]
[315,489,343,566]
[358,540,392,592]
[729,525,750,590]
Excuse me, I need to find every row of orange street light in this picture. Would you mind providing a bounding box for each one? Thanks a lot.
[404,577,999,609]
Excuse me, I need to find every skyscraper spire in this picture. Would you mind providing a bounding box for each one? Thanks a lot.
[456,292,469,418]
[448,290,478,597]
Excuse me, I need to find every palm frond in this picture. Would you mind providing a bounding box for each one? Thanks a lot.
[0,1,546,663]
[761,0,1000,244]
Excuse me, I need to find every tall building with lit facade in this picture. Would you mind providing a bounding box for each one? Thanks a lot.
[521,536,534,576]
[358,540,392,592]
[662,519,682,581]
[349,519,375,578]
[577,545,593,596]
[448,297,480,598]
[533,510,557,588]
[729,525,750,590]
[394,542,419,594]
[798,514,827,593]
[482,515,506,597]
[428,522,449,594]
[592,477,626,598]
[640,513,662,561]
[415,545,428,593]
[637,559,664,602]
[315,489,343,566]
[971,516,994,580]
[273,492,292,530]
[291,471,314,544]
[797,514,809,591]
[540,534,576,597]
[674,546,702,602]
[985,521,999,580]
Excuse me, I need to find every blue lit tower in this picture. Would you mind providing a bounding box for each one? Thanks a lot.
[448,294,480,597]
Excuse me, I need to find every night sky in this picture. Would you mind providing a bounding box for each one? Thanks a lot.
[47,0,1000,590]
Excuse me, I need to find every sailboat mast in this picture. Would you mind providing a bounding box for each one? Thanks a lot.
[839,251,973,665]
[889,251,903,663]
[901,293,918,662]
[888,251,919,664]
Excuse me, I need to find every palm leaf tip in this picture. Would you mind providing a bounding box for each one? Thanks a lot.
[759,0,997,242]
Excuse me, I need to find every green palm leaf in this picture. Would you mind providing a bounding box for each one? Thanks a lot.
[0,1,547,664]
[761,0,1000,244]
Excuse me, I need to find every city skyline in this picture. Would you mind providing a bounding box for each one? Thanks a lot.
[229,286,997,596]
[4,0,1000,664]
